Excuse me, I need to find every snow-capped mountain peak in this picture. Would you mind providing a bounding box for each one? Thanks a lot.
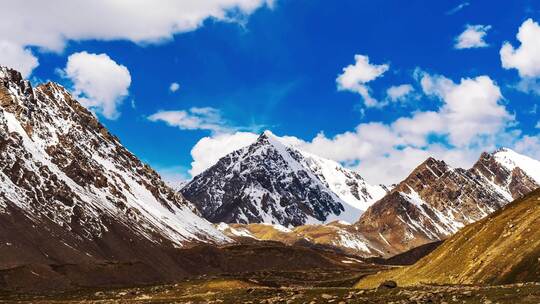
[182,130,388,226]
[262,129,278,139]
[492,147,540,184]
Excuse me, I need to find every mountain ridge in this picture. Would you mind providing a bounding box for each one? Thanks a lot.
[202,142,540,258]
[0,66,231,274]
[355,147,540,256]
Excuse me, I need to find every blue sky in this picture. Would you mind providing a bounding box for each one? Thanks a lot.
[2,0,540,184]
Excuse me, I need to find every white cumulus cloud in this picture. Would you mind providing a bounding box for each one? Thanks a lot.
[186,72,515,184]
[189,131,259,176]
[148,107,232,133]
[0,0,274,52]
[336,54,389,107]
[454,24,491,49]
[419,72,512,146]
[0,0,273,76]
[501,19,540,78]
[386,84,414,102]
[0,41,39,77]
[63,52,131,120]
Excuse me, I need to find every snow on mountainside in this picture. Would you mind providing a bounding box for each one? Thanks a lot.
[168,179,190,192]
[294,149,389,221]
[356,149,540,256]
[0,66,228,255]
[182,130,388,226]
[492,148,540,184]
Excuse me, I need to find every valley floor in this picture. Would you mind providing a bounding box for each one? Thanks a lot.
[1,271,539,304]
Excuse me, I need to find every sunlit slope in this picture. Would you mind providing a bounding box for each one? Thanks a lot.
[216,221,384,257]
[356,189,540,288]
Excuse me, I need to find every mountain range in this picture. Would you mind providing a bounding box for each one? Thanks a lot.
[183,132,540,257]
[0,66,395,292]
[2,65,540,293]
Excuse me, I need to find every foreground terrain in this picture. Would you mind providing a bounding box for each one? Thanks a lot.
[2,276,540,304]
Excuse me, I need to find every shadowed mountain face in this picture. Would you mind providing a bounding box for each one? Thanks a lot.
[354,150,540,256]
[356,189,540,288]
[182,131,388,226]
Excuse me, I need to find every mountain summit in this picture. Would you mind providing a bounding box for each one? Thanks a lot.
[182,130,388,226]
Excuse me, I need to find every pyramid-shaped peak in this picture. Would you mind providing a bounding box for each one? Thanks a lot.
[262,129,275,137]
[416,156,448,173]
[259,129,279,140]
[256,130,284,147]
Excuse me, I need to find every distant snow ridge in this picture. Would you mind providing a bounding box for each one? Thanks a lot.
[168,180,190,192]
[182,130,388,226]
[0,66,229,248]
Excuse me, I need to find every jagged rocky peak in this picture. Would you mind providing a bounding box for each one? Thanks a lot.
[393,157,451,193]
[0,66,229,261]
[182,130,388,227]
[245,130,288,159]
[355,147,540,257]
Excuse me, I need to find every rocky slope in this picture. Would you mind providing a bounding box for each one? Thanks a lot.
[355,149,540,256]
[0,67,231,284]
[356,188,540,287]
[182,131,388,226]
[216,221,385,257]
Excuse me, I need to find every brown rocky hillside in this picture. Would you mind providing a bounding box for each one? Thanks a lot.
[356,188,540,288]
